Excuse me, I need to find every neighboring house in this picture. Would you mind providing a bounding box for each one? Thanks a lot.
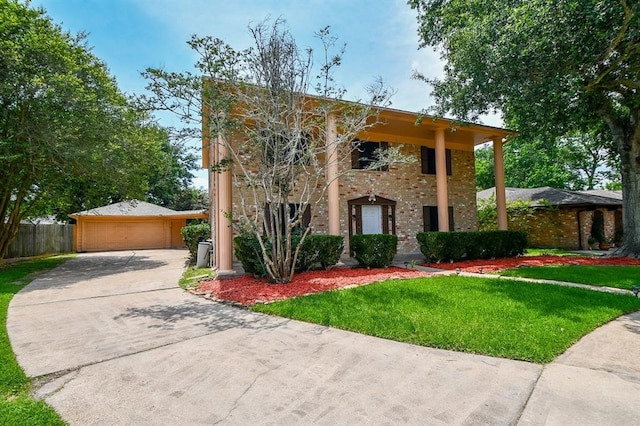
[477,187,623,249]
[69,200,207,252]
[205,101,514,273]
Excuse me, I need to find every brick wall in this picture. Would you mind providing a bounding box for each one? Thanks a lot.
[338,143,477,254]
[526,207,620,250]
[526,208,577,249]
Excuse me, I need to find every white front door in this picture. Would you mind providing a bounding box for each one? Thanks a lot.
[361,205,382,234]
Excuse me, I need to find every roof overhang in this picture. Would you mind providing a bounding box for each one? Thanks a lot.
[201,80,516,167]
[359,107,513,151]
[69,211,208,220]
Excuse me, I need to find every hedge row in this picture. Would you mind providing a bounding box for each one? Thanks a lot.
[416,230,527,263]
[234,234,344,278]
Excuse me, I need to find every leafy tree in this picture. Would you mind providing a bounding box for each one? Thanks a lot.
[40,118,192,221]
[0,1,180,259]
[476,123,619,192]
[169,187,209,212]
[550,121,620,190]
[142,20,407,283]
[474,145,495,191]
[411,0,640,257]
[475,139,583,191]
[144,125,202,210]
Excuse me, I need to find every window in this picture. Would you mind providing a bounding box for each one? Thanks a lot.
[264,203,311,235]
[423,206,454,232]
[421,146,452,175]
[351,140,389,171]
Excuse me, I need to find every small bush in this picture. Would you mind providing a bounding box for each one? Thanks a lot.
[181,223,211,258]
[417,230,527,263]
[297,235,344,271]
[350,234,398,268]
[233,234,269,277]
[236,233,344,276]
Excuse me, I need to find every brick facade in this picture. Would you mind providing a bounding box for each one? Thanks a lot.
[526,207,620,250]
[337,143,477,254]
[219,141,478,256]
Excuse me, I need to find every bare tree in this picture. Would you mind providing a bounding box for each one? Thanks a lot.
[142,20,410,283]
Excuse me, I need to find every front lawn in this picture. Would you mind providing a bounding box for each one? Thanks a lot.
[0,256,71,425]
[251,275,640,363]
[500,265,640,290]
[523,248,581,257]
[179,266,214,290]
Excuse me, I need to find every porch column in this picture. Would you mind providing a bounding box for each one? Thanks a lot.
[203,108,217,265]
[435,128,450,231]
[493,137,508,230]
[326,113,340,235]
[209,132,218,268]
[216,134,234,273]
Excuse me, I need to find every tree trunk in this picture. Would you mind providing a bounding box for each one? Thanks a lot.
[606,111,640,257]
[0,199,24,261]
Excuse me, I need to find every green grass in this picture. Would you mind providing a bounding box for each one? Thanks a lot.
[500,265,640,290]
[523,248,584,257]
[0,256,72,425]
[251,275,640,363]
[178,266,214,289]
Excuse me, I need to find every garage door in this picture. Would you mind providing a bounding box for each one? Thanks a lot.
[83,220,165,252]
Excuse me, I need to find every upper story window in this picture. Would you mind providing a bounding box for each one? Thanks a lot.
[351,140,389,171]
[421,146,452,175]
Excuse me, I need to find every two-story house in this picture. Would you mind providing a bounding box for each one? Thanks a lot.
[204,102,513,274]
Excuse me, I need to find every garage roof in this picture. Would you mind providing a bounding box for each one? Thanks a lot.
[69,200,207,218]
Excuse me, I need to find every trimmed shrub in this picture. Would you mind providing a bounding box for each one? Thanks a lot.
[416,232,468,263]
[181,223,211,258]
[235,232,341,277]
[233,234,269,277]
[350,234,398,268]
[416,230,527,263]
[502,230,528,257]
[297,235,344,271]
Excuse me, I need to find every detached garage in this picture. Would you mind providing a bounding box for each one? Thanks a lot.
[69,200,207,252]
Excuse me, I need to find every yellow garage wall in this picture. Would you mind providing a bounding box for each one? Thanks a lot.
[75,216,189,252]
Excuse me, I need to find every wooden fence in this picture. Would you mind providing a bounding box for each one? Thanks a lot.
[5,224,75,259]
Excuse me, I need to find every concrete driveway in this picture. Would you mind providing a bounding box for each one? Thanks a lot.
[7,250,640,425]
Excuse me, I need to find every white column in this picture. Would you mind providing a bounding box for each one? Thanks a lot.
[208,129,217,268]
[216,134,234,272]
[435,129,449,231]
[326,113,340,236]
[493,138,508,230]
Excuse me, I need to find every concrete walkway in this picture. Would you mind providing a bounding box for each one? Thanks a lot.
[7,250,640,425]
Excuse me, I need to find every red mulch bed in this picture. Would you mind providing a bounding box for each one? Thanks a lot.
[425,255,640,274]
[197,266,430,306]
[197,255,640,306]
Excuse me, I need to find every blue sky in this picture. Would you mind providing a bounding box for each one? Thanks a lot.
[34,0,499,189]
